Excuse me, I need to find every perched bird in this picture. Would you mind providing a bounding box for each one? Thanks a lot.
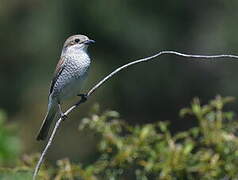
[36,35,95,141]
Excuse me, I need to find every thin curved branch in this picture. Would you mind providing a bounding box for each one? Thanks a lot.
[33,50,238,179]
[87,51,238,96]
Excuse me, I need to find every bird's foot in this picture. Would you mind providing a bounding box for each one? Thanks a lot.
[60,113,68,121]
[58,103,67,121]
[77,93,88,103]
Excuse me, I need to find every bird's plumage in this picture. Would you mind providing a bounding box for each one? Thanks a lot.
[49,56,67,95]
[36,96,58,141]
[36,34,94,141]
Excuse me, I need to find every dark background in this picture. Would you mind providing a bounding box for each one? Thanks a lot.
[1,0,238,163]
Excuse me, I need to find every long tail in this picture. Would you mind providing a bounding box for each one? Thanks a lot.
[36,99,58,141]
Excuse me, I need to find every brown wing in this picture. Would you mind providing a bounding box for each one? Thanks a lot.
[49,56,67,95]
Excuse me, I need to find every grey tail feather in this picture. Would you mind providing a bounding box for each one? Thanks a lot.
[36,104,57,141]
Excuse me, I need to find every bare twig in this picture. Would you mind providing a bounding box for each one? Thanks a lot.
[33,50,238,179]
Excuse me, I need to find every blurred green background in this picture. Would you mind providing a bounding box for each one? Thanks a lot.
[1,0,238,166]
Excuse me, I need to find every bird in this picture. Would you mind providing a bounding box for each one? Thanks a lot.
[36,34,95,141]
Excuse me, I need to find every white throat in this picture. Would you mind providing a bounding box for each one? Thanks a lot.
[61,44,88,57]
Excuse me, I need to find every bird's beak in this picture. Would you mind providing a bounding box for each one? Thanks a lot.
[84,39,95,45]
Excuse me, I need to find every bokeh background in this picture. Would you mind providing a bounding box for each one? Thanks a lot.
[1,0,238,164]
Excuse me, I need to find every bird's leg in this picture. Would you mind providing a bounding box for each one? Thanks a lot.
[58,103,67,120]
[77,94,88,103]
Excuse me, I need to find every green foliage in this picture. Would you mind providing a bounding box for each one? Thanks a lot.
[0,154,51,180]
[70,96,238,179]
[0,170,33,180]
[0,110,21,165]
[3,96,238,179]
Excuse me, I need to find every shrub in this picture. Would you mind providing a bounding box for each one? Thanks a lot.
[3,96,238,179]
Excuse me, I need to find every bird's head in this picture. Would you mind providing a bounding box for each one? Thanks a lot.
[62,35,95,53]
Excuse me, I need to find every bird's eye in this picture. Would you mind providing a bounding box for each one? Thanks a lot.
[75,39,80,43]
